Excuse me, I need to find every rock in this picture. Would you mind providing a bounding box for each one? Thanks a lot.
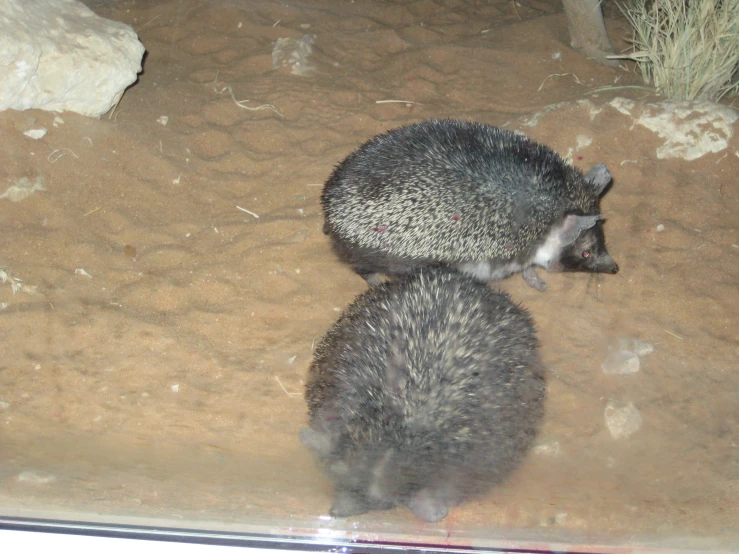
[23,128,47,139]
[0,0,145,117]
[17,470,56,484]
[604,400,642,439]
[602,337,655,374]
[272,35,315,76]
[608,337,655,357]
[607,99,738,161]
[601,349,640,374]
[1,176,46,202]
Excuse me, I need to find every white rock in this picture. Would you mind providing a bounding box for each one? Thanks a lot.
[18,470,56,483]
[633,340,655,357]
[636,101,737,160]
[575,134,592,150]
[0,0,145,117]
[604,400,642,439]
[74,268,93,279]
[272,35,315,76]
[1,176,46,202]
[608,337,655,357]
[23,128,47,139]
[601,349,640,374]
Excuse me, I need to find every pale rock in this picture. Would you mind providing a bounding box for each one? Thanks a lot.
[601,349,640,375]
[0,0,145,117]
[607,97,737,160]
[272,35,315,76]
[18,470,56,483]
[609,337,655,357]
[604,400,642,439]
[0,176,46,202]
[23,127,47,139]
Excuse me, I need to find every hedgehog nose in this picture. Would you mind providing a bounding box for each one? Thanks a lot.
[597,253,618,274]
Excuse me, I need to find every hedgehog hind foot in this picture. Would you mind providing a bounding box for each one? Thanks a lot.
[522,266,547,291]
[330,488,394,518]
[407,489,450,522]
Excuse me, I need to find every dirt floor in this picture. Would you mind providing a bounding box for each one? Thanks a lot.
[0,0,737,550]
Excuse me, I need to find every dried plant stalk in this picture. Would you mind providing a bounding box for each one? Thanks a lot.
[612,0,739,101]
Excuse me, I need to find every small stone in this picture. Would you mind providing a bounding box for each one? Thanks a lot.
[18,470,56,484]
[656,224,665,232]
[608,337,654,356]
[0,176,46,202]
[0,400,10,409]
[157,115,169,125]
[604,400,642,439]
[171,384,179,392]
[602,350,640,374]
[633,339,655,357]
[24,128,47,139]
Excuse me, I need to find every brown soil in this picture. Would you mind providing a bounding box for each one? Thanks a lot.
[0,0,736,551]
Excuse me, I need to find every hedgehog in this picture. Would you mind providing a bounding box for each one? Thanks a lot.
[321,119,618,291]
[300,268,546,522]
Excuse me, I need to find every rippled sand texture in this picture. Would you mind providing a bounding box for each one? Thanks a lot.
[0,0,737,549]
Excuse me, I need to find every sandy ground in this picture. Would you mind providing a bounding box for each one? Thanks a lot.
[0,0,737,550]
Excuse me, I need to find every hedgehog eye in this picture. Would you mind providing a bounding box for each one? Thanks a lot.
[582,250,591,258]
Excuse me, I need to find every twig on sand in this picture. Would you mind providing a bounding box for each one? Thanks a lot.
[537,73,582,92]
[212,71,283,118]
[511,0,522,20]
[375,100,419,105]
[48,148,79,163]
[137,14,161,32]
[589,85,653,95]
[664,329,684,341]
[275,376,301,398]
[236,205,260,219]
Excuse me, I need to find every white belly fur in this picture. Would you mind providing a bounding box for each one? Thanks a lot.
[456,260,524,282]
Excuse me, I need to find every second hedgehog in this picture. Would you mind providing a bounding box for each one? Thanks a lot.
[300,269,546,522]
[322,119,618,290]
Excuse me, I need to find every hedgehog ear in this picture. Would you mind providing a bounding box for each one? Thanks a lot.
[584,163,612,197]
[558,214,602,247]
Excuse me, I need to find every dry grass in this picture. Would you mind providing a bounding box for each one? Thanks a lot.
[611,0,739,101]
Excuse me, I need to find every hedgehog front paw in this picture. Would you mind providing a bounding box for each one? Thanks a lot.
[407,488,449,522]
[522,267,547,291]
